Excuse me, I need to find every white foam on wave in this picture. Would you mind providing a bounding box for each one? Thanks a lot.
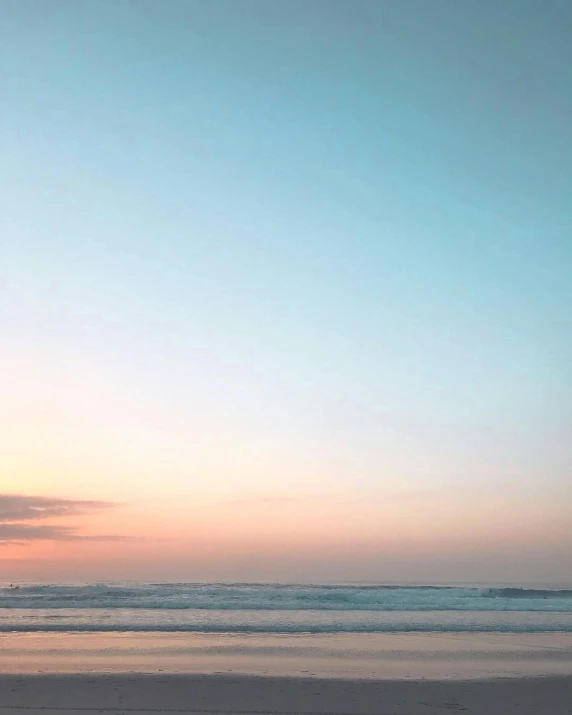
[2,583,572,612]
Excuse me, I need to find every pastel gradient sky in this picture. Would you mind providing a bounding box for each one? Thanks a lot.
[1,0,571,583]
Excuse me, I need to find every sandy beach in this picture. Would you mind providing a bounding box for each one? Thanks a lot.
[1,632,572,714]
[1,673,571,715]
[3,631,572,679]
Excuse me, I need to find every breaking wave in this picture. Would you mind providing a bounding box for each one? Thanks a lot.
[2,583,572,612]
[2,583,572,634]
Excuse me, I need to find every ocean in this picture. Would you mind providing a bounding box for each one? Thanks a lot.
[2,582,572,634]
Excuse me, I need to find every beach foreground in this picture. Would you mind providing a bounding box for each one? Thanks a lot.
[3,631,572,679]
[1,673,571,715]
[1,633,572,714]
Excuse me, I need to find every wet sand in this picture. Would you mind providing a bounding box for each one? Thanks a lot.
[1,632,572,714]
[2,631,572,679]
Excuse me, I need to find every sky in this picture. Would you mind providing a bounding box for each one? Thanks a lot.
[1,0,571,584]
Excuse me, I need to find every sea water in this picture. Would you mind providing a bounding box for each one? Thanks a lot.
[2,582,572,634]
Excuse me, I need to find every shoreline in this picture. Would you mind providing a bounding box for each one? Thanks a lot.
[1,673,572,715]
[2,631,572,679]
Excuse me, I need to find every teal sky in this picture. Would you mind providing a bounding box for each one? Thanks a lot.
[1,1,571,582]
